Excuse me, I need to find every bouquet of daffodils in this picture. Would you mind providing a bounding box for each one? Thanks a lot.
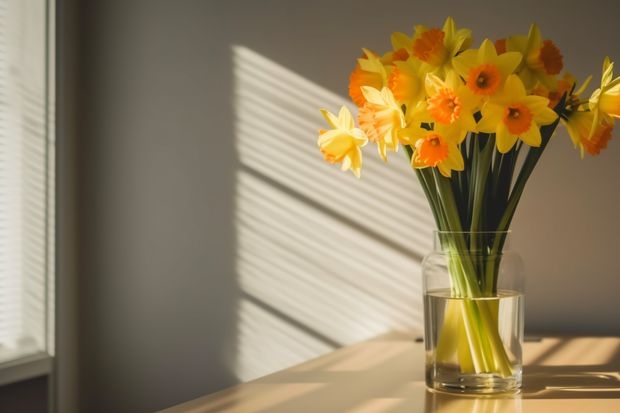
[318,17,617,378]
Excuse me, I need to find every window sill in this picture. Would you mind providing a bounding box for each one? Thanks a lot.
[0,352,53,387]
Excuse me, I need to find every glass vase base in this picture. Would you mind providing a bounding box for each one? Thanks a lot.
[426,366,522,394]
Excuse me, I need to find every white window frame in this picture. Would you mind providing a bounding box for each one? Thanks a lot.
[0,0,55,386]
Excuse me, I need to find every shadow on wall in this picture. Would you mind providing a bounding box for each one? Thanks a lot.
[232,45,434,381]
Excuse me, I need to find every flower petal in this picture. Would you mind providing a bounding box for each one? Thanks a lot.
[446,143,465,170]
[477,103,503,132]
[496,123,518,153]
[496,52,522,76]
[504,74,527,99]
[320,108,339,128]
[520,125,542,147]
[337,106,355,129]
[361,86,384,105]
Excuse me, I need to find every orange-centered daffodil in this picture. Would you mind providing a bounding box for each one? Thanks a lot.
[424,73,479,131]
[410,17,472,78]
[348,49,388,107]
[403,123,466,177]
[477,74,558,153]
[563,110,613,157]
[453,39,522,97]
[506,24,563,90]
[388,57,426,108]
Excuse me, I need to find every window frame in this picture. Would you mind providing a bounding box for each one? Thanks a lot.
[0,0,55,385]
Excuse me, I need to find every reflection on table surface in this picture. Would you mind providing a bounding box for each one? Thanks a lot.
[158,334,620,413]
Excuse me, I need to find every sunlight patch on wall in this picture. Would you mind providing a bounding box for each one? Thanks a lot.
[233,45,434,382]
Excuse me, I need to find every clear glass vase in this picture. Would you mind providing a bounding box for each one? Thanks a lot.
[422,231,524,394]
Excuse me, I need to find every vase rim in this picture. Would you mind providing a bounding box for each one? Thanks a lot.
[434,230,512,234]
[432,230,513,251]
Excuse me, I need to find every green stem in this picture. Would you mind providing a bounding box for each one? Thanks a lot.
[469,134,494,232]
[492,118,561,253]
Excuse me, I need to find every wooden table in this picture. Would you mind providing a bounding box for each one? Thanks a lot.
[159,333,620,412]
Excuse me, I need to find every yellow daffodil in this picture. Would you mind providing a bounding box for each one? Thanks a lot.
[506,24,563,90]
[589,57,620,135]
[453,39,522,97]
[424,73,479,131]
[477,74,558,153]
[357,86,407,161]
[411,125,465,178]
[403,123,466,177]
[348,49,389,107]
[388,57,426,108]
[318,106,368,177]
[410,17,472,78]
[563,110,613,157]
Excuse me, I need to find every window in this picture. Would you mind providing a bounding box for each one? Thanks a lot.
[0,0,54,382]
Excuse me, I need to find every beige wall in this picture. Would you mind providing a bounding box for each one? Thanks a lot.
[60,0,620,411]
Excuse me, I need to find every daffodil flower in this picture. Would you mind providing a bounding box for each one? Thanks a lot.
[388,57,426,109]
[424,73,479,132]
[404,123,466,177]
[318,106,368,177]
[410,17,472,78]
[453,39,522,97]
[506,24,563,90]
[477,74,558,153]
[564,110,613,157]
[348,49,388,107]
[589,57,620,135]
[357,86,407,161]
